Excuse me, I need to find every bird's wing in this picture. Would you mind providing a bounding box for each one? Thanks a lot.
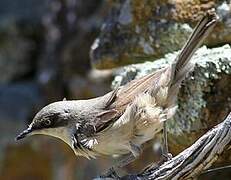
[112,68,166,111]
[91,68,166,132]
[71,89,120,154]
[73,68,164,138]
[72,89,119,134]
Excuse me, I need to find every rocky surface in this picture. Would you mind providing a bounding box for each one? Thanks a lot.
[37,0,111,102]
[112,45,231,157]
[91,0,231,69]
[0,0,46,83]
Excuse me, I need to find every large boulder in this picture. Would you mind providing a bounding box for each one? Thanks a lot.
[0,82,43,145]
[0,0,46,82]
[90,0,231,69]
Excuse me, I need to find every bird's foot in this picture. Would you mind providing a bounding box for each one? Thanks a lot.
[98,167,120,180]
[143,153,173,173]
[162,152,172,162]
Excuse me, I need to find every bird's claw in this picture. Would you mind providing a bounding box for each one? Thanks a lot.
[162,152,172,162]
[98,167,120,180]
[143,152,173,173]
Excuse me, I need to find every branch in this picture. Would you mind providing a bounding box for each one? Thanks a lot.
[120,112,231,180]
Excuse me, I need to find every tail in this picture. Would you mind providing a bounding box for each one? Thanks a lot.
[172,9,218,85]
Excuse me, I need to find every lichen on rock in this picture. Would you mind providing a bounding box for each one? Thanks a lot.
[91,0,231,69]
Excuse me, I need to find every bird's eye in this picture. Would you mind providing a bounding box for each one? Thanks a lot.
[44,119,51,126]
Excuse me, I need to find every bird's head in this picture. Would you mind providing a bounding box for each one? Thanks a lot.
[16,101,75,144]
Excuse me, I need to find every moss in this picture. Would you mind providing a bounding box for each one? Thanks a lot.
[172,0,215,22]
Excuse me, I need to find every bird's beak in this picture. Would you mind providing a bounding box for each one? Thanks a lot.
[15,126,33,141]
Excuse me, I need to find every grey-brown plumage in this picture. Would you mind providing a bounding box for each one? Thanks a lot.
[16,10,218,162]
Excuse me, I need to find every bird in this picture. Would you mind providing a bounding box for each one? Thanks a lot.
[16,10,218,176]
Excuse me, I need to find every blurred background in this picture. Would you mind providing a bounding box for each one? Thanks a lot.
[0,0,230,179]
[0,0,113,179]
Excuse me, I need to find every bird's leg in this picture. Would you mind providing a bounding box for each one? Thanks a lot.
[142,122,172,173]
[116,142,142,168]
[98,167,120,180]
[99,154,136,179]
[116,152,137,168]
[162,121,172,162]
[99,143,141,179]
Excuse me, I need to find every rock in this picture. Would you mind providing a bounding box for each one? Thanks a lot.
[0,82,43,145]
[0,0,46,23]
[37,0,107,101]
[0,82,45,179]
[112,45,231,155]
[67,70,112,100]
[0,25,34,83]
[0,3,114,178]
[0,0,46,83]
[90,0,231,69]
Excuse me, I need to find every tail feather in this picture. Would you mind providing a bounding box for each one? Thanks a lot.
[172,9,218,85]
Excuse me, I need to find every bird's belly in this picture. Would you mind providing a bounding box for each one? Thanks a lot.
[93,124,134,156]
[94,134,132,156]
[92,122,163,156]
[94,142,130,156]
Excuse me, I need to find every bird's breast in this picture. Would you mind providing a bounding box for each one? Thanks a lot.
[92,118,135,156]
